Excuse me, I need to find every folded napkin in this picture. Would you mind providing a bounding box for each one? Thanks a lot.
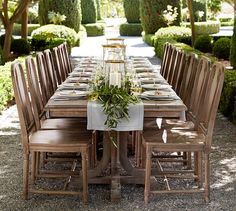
[87,101,144,131]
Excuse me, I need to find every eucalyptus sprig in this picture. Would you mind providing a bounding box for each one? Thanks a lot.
[89,75,140,129]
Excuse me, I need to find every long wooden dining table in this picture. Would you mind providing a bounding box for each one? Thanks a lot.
[44,57,187,201]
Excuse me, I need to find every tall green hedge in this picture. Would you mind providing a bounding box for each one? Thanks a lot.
[38,0,81,32]
[230,16,236,69]
[123,0,140,23]
[96,0,102,20]
[219,70,236,124]
[140,0,181,34]
[81,0,97,24]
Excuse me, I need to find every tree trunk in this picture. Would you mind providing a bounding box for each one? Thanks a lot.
[3,23,13,59]
[21,6,28,39]
[187,0,196,46]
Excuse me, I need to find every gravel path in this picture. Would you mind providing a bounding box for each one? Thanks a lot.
[0,105,236,210]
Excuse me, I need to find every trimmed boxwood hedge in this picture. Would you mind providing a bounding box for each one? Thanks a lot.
[31,24,78,48]
[141,32,155,46]
[219,70,236,124]
[83,23,105,36]
[230,16,236,69]
[119,23,142,36]
[183,21,220,35]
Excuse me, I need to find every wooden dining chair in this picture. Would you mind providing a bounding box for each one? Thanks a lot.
[25,56,97,168]
[165,47,178,84]
[58,43,70,76]
[143,62,225,204]
[11,61,91,204]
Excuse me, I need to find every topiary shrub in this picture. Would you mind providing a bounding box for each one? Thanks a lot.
[183,21,220,35]
[31,24,78,47]
[213,37,231,59]
[155,26,191,41]
[194,35,213,53]
[140,0,181,34]
[11,39,31,55]
[96,0,102,20]
[123,0,140,23]
[219,70,236,124]
[38,0,81,32]
[83,23,105,36]
[230,16,236,69]
[12,24,40,36]
[119,23,142,36]
[81,0,97,24]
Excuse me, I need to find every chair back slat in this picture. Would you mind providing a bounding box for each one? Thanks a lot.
[36,52,53,105]
[25,56,45,130]
[44,49,58,92]
[11,62,36,143]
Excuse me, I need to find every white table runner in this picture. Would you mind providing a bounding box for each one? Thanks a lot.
[87,101,144,131]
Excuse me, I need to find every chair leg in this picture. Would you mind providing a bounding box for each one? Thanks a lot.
[204,153,210,203]
[31,152,36,182]
[23,153,29,200]
[144,145,152,204]
[81,149,88,204]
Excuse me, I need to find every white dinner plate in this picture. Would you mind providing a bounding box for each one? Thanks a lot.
[141,84,172,90]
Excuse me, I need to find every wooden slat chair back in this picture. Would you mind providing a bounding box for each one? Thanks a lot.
[162,45,176,80]
[172,51,186,93]
[187,57,211,123]
[197,62,225,148]
[166,47,178,84]
[58,44,70,76]
[178,53,198,104]
[44,49,58,92]
[36,52,54,104]
[11,62,90,204]
[159,43,171,76]
[25,56,45,129]
[52,47,66,84]
[62,42,73,73]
